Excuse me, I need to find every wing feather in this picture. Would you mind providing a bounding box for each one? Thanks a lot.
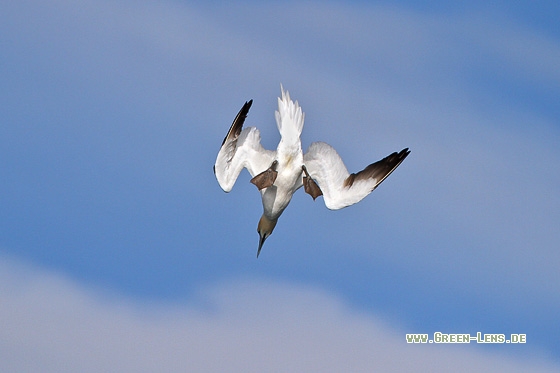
[214,101,275,192]
[303,142,409,210]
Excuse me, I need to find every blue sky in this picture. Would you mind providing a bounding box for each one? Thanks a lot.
[1,0,559,371]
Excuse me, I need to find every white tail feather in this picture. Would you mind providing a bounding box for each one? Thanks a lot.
[275,85,304,145]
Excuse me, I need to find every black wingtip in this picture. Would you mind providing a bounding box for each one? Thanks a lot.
[399,148,411,162]
[240,99,253,117]
[344,147,411,189]
[221,99,254,147]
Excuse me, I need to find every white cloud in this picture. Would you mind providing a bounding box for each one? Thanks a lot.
[0,258,557,372]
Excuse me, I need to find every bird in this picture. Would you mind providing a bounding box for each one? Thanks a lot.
[214,87,410,257]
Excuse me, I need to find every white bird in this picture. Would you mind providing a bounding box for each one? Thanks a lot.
[214,87,410,257]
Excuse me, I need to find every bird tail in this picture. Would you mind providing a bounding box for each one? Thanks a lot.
[275,85,304,145]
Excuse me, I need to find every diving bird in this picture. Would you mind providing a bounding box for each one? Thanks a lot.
[214,87,410,257]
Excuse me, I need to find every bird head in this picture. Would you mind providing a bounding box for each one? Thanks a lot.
[256,214,277,258]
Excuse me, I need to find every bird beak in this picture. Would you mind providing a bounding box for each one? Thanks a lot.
[256,215,276,258]
[257,234,267,258]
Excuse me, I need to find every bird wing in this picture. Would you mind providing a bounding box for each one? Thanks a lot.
[303,142,410,210]
[214,100,276,192]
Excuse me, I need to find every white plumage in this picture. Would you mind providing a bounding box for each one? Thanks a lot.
[214,86,410,257]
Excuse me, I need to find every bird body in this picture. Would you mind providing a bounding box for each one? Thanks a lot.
[214,87,409,257]
[261,92,305,221]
